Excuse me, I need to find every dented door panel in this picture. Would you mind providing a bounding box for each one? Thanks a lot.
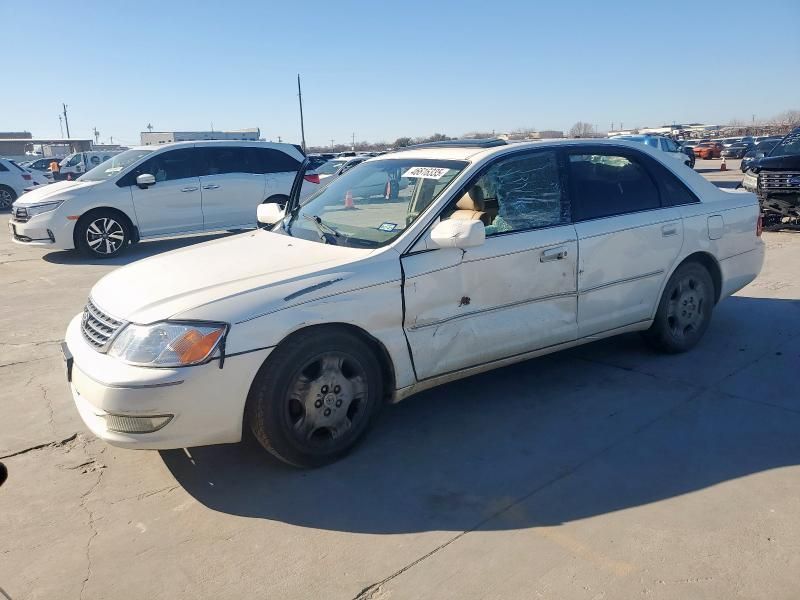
[402,225,579,380]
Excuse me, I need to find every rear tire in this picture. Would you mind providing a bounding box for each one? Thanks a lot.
[75,210,130,258]
[0,185,17,210]
[644,262,714,353]
[247,327,383,468]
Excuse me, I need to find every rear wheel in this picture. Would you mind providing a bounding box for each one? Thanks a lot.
[644,262,714,353]
[75,211,130,258]
[0,185,17,210]
[247,327,383,468]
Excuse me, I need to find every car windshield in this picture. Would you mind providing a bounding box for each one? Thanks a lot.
[769,130,800,157]
[316,160,349,175]
[79,149,153,181]
[283,158,467,248]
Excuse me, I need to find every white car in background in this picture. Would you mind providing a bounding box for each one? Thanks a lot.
[615,134,692,167]
[0,157,47,209]
[9,141,318,257]
[61,138,764,467]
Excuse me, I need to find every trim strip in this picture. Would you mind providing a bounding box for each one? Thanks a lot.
[580,269,664,294]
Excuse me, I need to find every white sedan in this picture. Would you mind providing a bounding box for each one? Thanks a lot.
[62,139,764,467]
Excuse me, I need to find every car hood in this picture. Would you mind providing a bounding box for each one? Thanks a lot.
[90,230,375,324]
[753,154,800,172]
[13,179,101,205]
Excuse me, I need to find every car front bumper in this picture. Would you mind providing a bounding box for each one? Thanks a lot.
[64,314,271,449]
[9,211,76,250]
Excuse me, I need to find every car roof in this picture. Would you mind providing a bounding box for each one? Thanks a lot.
[129,140,298,152]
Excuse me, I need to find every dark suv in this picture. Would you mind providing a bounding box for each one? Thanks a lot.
[750,127,800,228]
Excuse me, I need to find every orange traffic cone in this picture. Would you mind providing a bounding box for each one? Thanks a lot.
[344,190,355,209]
[720,156,727,171]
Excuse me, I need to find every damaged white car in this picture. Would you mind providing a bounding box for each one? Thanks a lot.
[63,138,764,467]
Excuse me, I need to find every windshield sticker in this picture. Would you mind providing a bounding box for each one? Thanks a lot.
[402,166,449,179]
[378,222,397,232]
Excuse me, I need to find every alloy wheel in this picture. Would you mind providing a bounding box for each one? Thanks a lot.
[285,352,368,451]
[666,274,707,341]
[0,189,14,210]
[85,217,125,255]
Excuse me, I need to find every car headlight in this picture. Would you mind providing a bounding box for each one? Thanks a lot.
[25,200,65,217]
[107,321,227,367]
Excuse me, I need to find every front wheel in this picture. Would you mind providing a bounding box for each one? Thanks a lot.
[0,185,17,210]
[75,212,130,258]
[247,327,383,467]
[643,262,714,353]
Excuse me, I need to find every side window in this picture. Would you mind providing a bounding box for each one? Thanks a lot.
[569,153,660,221]
[202,147,242,175]
[645,138,659,149]
[0,162,7,172]
[662,138,678,152]
[259,148,301,174]
[645,159,699,207]
[123,149,199,184]
[444,150,567,235]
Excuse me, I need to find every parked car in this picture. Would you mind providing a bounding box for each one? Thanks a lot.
[741,139,782,172]
[693,141,723,159]
[316,156,369,184]
[61,138,764,467]
[615,135,693,167]
[9,141,318,257]
[721,142,754,159]
[0,158,42,209]
[56,151,125,180]
[678,141,696,168]
[24,156,63,181]
[745,127,800,228]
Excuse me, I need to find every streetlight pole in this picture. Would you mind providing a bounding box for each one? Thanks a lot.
[62,103,71,138]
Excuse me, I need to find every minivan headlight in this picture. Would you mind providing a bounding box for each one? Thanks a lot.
[25,200,65,217]
[107,321,227,367]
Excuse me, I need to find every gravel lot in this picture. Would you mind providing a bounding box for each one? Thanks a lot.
[2,162,799,599]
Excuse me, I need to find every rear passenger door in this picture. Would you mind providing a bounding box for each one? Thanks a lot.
[199,146,267,230]
[568,149,684,337]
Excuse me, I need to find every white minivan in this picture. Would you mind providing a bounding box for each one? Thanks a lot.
[9,141,317,257]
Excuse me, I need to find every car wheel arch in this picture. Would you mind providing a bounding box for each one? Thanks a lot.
[666,252,722,305]
[72,206,137,248]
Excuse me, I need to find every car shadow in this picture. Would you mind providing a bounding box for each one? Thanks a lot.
[41,232,236,266]
[161,295,800,533]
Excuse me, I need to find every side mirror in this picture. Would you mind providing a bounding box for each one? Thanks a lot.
[257,202,285,226]
[430,219,485,249]
[136,173,156,188]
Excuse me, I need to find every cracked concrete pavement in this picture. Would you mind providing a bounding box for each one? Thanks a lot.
[1,189,799,599]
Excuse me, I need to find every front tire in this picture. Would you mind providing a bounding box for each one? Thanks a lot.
[75,211,130,258]
[247,327,383,468]
[644,262,714,353]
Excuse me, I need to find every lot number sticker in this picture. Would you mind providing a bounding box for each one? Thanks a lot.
[402,166,449,179]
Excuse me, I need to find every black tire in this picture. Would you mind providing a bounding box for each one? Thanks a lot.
[0,185,17,210]
[644,262,714,353]
[75,210,130,258]
[247,327,383,468]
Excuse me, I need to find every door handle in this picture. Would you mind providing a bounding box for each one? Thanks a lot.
[180,186,198,192]
[540,247,568,262]
[661,223,679,237]
[202,184,220,190]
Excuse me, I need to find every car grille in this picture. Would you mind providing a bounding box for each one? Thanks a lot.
[759,171,800,192]
[81,299,125,351]
[12,206,29,222]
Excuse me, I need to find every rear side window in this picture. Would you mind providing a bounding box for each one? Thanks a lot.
[202,147,243,175]
[259,148,301,173]
[569,153,660,221]
[644,157,700,207]
[0,162,8,172]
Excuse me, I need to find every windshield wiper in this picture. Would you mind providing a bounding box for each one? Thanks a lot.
[302,214,341,244]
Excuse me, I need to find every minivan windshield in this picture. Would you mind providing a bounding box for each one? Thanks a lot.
[79,149,153,181]
[283,158,467,248]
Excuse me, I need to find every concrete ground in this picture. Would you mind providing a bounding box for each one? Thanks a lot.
[2,163,799,599]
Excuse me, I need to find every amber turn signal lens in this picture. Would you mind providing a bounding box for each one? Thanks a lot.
[170,329,224,365]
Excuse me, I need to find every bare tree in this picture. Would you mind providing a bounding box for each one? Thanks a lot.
[569,122,595,138]
[393,137,413,148]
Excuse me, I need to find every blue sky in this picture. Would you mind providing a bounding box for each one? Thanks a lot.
[3,0,798,146]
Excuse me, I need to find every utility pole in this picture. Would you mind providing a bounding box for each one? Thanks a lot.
[277,135,282,142]
[297,74,307,153]
[62,103,71,138]
[110,136,113,144]
[93,127,100,144]
[351,132,355,151]
[330,139,335,152]
[58,115,64,138]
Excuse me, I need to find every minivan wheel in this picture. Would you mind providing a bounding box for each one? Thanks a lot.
[75,211,129,258]
[0,185,17,210]
[644,262,714,353]
[247,327,383,468]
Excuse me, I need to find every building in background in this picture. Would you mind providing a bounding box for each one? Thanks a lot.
[140,128,260,145]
